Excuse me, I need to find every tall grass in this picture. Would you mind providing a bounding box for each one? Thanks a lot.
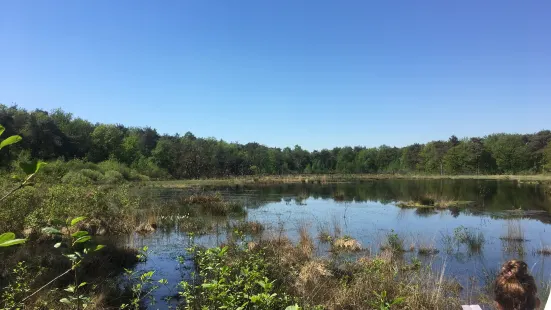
[500,219,526,255]
[454,226,485,254]
[501,219,525,241]
[238,230,462,309]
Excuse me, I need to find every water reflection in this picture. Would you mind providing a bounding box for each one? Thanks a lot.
[130,180,551,309]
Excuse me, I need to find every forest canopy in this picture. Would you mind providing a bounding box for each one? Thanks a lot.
[1,104,551,179]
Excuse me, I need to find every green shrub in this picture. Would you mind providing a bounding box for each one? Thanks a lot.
[181,245,296,309]
[103,170,125,184]
[98,160,133,180]
[40,159,102,183]
[61,171,93,185]
[133,174,150,182]
[131,156,169,179]
[22,184,139,234]
[80,169,104,182]
[0,186,42,232]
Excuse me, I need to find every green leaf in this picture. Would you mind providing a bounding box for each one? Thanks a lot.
[54,242,62,248]
[74,236,91,244]
[64,285,75,293]
[60,298,71,305]
[71,231,89,238]
[0,232,15,244]
[0,125,4,136]
[0,238,26,247]
[64,254,78,261]
[285,305,301,310]
[78,282,87,288]
[70,216,87,227]
[18,160,46,175]
[94,244,105,251]
[0,135,22,149]
[42,227,62,235]
[35,161,47,173]
[19,161,37,175]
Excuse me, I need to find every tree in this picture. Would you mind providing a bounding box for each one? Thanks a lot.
[336,147,356,173]
[119,132,141,165]
[448,135,459,147]
[0,105,550,179]
[543,141,551,173]
[526,130,551,172]
[400,144,422,173]
[88,125,124,162]
[443,142,471,174]
[419,141,449,174]
[355,148,378,173]
[484,134,530,173]
[376,145,400,173]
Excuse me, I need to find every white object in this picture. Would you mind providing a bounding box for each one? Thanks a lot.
[545,289,551,310]
[461,306,482,310]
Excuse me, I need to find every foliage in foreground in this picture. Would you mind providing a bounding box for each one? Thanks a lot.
[179,233,462,310]
[181,245,298,309]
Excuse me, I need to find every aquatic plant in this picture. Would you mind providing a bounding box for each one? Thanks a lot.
[454,226,485,253]
[381,230,405,252]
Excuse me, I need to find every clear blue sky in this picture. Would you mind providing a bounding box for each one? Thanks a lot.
[1,1,550,150]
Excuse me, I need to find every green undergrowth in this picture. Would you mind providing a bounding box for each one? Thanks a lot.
[0,238,140,309]
[4,158,170,186]
[182,232,463,310]
[0,183,142,234]
[0,180,247,237]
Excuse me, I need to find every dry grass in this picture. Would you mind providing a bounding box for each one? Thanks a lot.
[253,230,463,309]
[317,224,332,243]
[418,246,440,255]
[332,236,362,252]
[181,193,246,216]
[398,195,474,210]
[230,220,264,235]
[298,222,314,258]
[536,246,551,256]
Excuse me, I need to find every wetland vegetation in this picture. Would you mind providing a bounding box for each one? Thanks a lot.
[2,107,551,309]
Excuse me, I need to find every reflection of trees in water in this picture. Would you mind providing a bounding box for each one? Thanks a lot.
[230,180,549,210]
[145,180,551,223]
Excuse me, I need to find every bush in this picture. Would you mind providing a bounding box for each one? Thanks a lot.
[21,184,139,234]
[61,171,93,185]
[131,156,170,180]
[103,170,125,184]
[98,160,133,180]
[40,159,102,183]
[181,246,296,309]
[0,186,42,232]
[80,169,104,182]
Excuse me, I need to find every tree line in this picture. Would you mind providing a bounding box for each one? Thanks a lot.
[1,104,551,178]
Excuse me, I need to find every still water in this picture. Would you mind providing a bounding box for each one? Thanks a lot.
[123,179,551,308]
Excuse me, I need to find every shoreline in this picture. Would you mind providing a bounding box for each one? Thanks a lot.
[150,173,551,188]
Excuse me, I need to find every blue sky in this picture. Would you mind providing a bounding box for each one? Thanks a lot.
[1,0,550,150]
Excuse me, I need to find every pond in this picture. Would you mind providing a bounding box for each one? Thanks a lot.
[122,179,551,309]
